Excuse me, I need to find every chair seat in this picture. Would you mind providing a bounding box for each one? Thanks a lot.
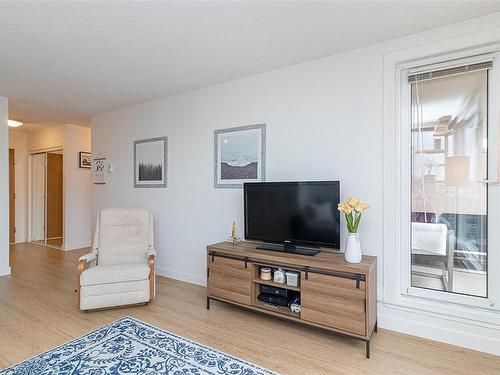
[80,263,150,286]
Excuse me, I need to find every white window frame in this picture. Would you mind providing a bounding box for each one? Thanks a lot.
[383,29,500,324]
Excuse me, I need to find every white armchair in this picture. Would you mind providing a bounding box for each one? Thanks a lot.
[76,208,156,311]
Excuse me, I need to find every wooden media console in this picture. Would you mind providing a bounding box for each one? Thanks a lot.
[206,241,377,358]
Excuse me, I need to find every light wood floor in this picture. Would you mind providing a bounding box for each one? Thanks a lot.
[1,243,499,374]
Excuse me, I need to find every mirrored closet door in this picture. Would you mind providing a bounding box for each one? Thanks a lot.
[31,150,64,249]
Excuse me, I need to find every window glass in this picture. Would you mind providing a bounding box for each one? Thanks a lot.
[411,70,488,298]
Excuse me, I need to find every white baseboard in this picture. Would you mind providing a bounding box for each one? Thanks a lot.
[0,265,11,277]
[378,302,500,356]
[155,266,205,286]
[63,241,91,251]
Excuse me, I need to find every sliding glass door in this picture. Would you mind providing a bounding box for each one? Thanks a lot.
[410,67,489,298]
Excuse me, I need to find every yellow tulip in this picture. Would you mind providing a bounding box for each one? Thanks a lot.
[354,200,369,213]
[346,197,360,208]
[337,202,352,214]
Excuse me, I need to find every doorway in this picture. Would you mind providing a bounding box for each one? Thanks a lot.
[30,150,64,249]
[9,148,15,244]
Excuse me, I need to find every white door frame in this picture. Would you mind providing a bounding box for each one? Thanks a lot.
[382,28,500,326]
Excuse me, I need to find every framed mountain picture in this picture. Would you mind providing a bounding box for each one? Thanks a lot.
[134,137,167,188]
[214,124,266,188]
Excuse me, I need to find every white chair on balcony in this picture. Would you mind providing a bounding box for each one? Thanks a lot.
[76,208,156,311]
[411,222,455,291]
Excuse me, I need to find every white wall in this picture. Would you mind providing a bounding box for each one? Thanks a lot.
[8,130,28,243]
[92,49,383,285]
[91,14,500,354]
[27,125,64,151]
[0,97,10,276]
[63,124,92,250]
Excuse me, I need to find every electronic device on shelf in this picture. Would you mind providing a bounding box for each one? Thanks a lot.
[244,181,340,255]
[257,293,290,307]
[260,284,289,298]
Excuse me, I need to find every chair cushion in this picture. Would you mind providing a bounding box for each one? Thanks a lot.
[80,263,150,286]
[98,208,151,265]
[81,280,149,297]
[80,281,150,310]
[412,222,447,256]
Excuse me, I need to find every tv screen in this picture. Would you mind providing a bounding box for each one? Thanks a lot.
[244,181,340,249]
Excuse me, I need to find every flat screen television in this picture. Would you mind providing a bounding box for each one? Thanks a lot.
[244,181,340,255]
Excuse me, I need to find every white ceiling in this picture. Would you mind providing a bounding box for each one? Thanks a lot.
[1,1,500,129]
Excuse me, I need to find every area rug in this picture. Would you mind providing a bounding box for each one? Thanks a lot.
[0,316,276,375]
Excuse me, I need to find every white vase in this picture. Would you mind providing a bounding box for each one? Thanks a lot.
[345,233,362,263]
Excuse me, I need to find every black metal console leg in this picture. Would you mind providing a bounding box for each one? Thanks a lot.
[375,321,378,333]
[206,297,211,310]
[365,340,370,359]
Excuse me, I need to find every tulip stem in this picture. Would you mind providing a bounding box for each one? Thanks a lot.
[345,212,362,233]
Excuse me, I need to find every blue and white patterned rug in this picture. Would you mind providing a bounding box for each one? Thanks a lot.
[0,316,276,375]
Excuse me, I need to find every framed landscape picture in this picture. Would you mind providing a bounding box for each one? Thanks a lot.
[214,124,266,188]
[134,137,167,188]
[79,151,91,169]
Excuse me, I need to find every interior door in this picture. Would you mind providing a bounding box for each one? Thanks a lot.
[46,152,63,239]
[9,149,15,244]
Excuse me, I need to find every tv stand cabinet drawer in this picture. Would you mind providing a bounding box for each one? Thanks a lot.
[208,255,251,305]
[301,272,366,336]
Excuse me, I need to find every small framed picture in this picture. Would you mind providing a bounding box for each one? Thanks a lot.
[79,152,92,169]
[134,137,168,188]
[93,155,106,184]
[214,124,266,188]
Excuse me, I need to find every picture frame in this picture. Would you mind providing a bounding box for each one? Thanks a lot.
[93,154,106,184]
[214,124,266,188]
[79,152,92,169]
[134,136,168,188]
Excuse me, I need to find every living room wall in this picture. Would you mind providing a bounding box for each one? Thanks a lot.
[91,43,383,285]
[91,13,500,354]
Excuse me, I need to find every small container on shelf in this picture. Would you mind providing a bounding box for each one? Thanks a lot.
[260,267,272,280]
[273,268,286,284]
[289,295,301,313]
[286,271,299,287]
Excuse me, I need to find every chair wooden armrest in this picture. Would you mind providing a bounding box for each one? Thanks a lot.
[76,253,97,307]
[149,254,155,301]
